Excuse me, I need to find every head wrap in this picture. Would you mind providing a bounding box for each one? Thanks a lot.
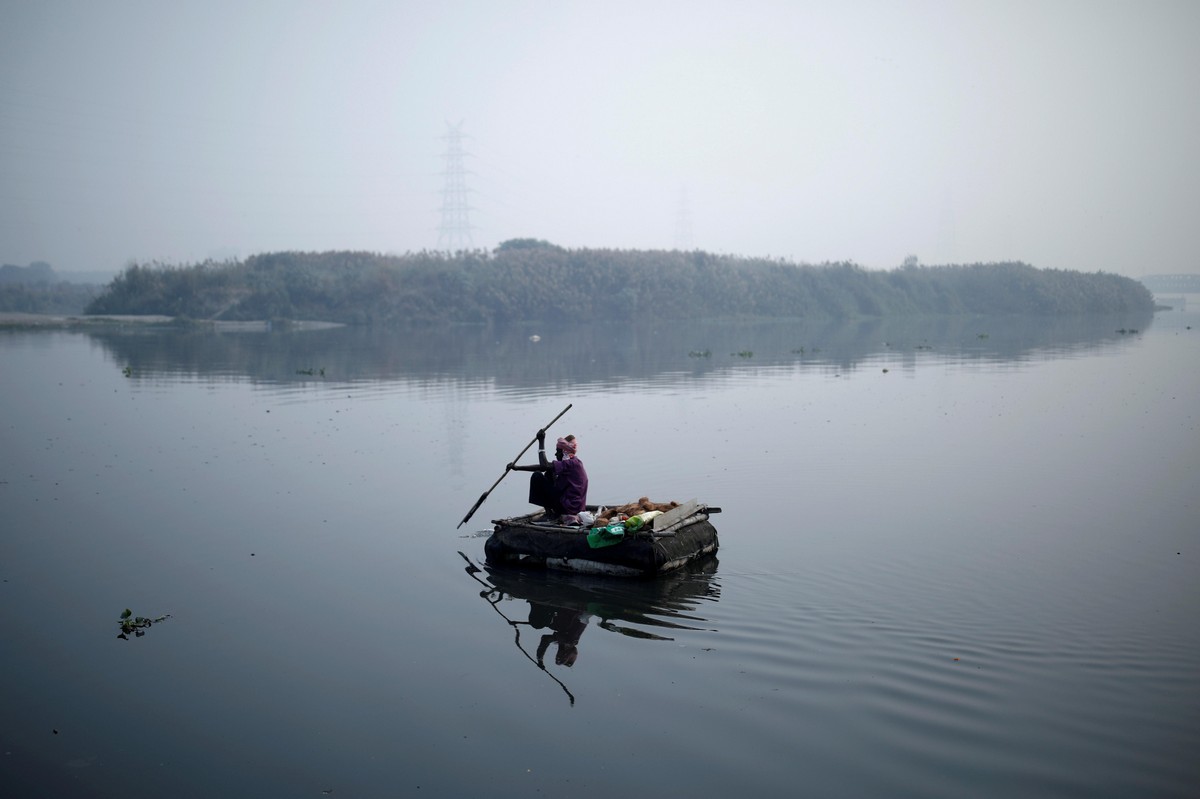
[556,436,577,456]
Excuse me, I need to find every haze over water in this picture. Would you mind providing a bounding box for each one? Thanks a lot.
[3,2,1199,279]
[1,309,1196,797]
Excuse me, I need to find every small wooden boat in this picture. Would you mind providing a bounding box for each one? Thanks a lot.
[486,499,720,577]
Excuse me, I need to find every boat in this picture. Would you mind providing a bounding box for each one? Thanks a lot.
[485,499,720,577]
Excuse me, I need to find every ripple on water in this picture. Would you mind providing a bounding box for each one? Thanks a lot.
[676,567,1200,798]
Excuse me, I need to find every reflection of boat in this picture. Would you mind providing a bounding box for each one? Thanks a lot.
[458,552,721,704]
[485,500,720,577]
[483,556,721,640]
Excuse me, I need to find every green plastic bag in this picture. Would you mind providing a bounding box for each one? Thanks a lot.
[586,522,626,549]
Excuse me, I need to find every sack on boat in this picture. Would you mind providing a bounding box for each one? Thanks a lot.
[594,499,679,527]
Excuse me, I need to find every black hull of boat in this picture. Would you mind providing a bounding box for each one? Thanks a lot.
[485,517,719,577]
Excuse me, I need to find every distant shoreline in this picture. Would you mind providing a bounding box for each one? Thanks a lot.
[0,312,175,328]
[0,313,343,331]
[81,252,1156,323]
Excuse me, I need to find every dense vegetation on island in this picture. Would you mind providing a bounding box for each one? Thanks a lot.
[82,244,1154,324]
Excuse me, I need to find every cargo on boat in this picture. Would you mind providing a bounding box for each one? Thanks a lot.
[485,499,720,577]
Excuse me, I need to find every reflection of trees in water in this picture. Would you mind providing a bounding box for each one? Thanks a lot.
[459,553,721,705]
[88,311,1155,389]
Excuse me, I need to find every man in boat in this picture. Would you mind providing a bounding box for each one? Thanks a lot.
[508,430,589,524]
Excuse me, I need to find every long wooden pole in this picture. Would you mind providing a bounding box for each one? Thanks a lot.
[456,403,572,529]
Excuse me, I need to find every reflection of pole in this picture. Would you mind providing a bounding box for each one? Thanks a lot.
[458,553,576,705]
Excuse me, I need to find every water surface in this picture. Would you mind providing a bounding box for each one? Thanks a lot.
[1,311,1196,797]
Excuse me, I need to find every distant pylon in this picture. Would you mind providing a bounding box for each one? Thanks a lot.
[437,121,475,250]
[674,187,693,250]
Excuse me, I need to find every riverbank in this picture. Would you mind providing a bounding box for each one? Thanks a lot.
[0,312,175,329]
[0,313,343,331]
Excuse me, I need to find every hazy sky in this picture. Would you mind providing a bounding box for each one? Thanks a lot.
[2,0,1197,277]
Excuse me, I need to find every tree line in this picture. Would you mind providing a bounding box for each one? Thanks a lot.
[0,261,103,314]
[0,283,101,314]
[82,245,1155,324]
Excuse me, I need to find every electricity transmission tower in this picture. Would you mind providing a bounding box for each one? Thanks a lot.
[437,121,475,250]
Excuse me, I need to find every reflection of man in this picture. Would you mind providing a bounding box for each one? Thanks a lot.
[529,602,591,668]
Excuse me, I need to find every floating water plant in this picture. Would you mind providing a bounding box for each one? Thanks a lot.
[688,350,711,358]
[117,608,170,639]
[122,366,132,377]
[295,367,326,376]
[735,350,754,358]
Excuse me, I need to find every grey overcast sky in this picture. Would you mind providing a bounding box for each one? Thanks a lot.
[1,0,1197,277]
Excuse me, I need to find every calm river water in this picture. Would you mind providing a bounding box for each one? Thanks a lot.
[1,310,1197,798]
